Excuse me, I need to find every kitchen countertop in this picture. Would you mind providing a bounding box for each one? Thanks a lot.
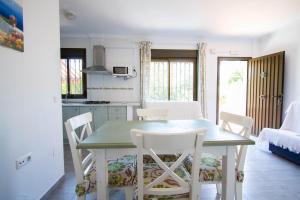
[62,102,140,107]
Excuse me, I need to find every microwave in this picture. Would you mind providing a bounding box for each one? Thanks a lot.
[112,66,132,76]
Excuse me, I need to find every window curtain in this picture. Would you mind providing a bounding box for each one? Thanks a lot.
[139,41,152,108]
[197,42,208,118]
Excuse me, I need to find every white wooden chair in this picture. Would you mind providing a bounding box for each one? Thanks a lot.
[137,108,181,164]
[65,112,95,200]
[131,128,206,200]
[136,108,168,120]
[65,112,136,200]
[219,112,253,200]
[184,112,253,200]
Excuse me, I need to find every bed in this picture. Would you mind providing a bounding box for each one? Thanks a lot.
[258,101,300,165]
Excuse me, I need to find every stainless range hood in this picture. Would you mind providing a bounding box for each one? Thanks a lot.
[82,45,111,74]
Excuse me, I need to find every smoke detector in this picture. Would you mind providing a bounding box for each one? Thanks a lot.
[64,10,77,20]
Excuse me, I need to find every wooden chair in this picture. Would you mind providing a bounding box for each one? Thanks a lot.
[219,112,253,200]
[65,112,136,200]
[183,112,253,200]
[136,108,180,164]
[136,108,168,120]
[131,128,206,200]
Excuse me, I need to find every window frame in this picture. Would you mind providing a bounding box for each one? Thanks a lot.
[61,48,87,99]
[151,49,198,101]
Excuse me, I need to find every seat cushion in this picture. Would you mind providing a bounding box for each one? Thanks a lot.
[139,162,190,200]
[183,153,244,182]
[108,155,137,187]
[75,155,137,197]
[143,154,179,164]
[75,164,97,197]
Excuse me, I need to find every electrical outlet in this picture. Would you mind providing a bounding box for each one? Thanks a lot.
[16,153,32,169]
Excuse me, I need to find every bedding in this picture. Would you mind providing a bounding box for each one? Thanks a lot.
[257,101,300,164]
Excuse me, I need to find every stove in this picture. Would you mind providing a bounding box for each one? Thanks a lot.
[83,101,110,104]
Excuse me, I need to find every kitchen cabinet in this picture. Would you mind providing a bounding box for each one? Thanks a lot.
[93,107,109,130]
[62,106,80,143]
[62,105,128,143]
[108,106,127,121]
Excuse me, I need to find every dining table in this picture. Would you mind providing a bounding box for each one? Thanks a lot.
[77,119,255,200]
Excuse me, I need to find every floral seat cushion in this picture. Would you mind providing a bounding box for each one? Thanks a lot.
[108,155,137,187]
[138,162,190,200]
[76,155,137,197]
[143,154,179,164]
[183,153,244,182]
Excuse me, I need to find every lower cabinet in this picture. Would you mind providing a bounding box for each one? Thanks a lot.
[108,106,127,121]
[93,107,109,130]
[62,105,127,143]
[62,106,80,143]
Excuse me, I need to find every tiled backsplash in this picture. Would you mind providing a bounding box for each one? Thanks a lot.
[86,45,140,102]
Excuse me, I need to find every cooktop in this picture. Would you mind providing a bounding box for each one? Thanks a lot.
[83,101,110,104]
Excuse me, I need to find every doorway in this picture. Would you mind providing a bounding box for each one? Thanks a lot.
[217,57,251,124]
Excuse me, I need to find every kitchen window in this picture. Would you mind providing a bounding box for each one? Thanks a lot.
[61,48,87,98]
[149,50,198,101]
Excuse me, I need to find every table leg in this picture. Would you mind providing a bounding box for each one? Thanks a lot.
[96,149,107,200]
[222,146,235,200]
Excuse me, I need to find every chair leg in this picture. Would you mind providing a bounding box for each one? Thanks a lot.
[124,186,134,200]
[235,182,243,200]
[216,183,222,195]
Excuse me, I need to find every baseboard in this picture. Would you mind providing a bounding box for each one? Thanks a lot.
[39,174,65,200]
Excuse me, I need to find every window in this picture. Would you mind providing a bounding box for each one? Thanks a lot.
[61,48,87,98]
[149,50,197,101]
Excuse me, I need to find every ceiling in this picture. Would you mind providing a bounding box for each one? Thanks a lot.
[60,0,300,39]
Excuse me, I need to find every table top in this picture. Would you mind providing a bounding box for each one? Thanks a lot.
[77,120,255,149]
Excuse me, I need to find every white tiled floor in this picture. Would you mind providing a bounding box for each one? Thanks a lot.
[45,144,300,200]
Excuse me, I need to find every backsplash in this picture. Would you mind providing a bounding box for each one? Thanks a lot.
[87,69,139,102]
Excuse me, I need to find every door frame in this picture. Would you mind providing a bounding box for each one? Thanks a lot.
[216,57,252,124]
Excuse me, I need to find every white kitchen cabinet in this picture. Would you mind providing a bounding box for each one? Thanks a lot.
[93,107,109,130]
[62,106,80,143]
[62,105,129,143]
[108,106,127,121]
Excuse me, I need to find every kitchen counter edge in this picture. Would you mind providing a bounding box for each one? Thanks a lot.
[62,102,140,107]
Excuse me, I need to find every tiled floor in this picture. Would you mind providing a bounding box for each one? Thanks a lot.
[45,143,300,200]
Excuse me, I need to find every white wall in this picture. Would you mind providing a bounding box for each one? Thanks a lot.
[254,20,300,113]
[61,35,253,122]
[0,0,64,199]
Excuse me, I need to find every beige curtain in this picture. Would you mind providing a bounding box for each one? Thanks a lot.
[139,41,152,108]
[197,42,208,118]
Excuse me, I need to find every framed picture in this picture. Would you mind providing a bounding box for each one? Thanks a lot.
[0,0,24,52]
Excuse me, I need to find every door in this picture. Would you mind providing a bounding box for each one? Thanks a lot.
[247,52,284,136]
[217,57,250,124]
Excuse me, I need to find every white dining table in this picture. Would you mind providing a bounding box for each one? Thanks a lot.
[78,119,255,200]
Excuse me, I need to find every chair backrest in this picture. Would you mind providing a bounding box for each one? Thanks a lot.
[144,101,203,120]
[136,108,168,120]
[65,112,94,183]
[131,128,206,200]
[219,112,253,171]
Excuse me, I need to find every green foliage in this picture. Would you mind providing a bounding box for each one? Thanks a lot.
[228,70,243,85]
